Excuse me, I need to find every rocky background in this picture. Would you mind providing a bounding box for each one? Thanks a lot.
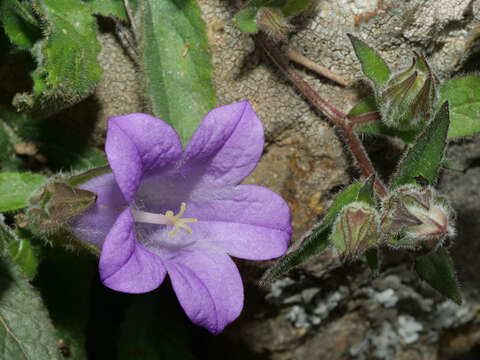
[12,0,479,358]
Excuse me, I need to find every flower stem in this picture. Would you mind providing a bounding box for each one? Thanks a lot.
[256,32,388,197]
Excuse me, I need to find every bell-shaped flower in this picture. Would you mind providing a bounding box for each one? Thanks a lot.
[68,101,292,334]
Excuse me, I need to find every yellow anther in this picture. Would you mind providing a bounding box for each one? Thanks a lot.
[165,202,197,237]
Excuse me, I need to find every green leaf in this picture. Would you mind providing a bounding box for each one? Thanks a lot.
[0,172,47,212]
[13,0,103,116]
[35,247,95,360]
[8,229,39,279]
[235,7,260,33]
[118,295,195,360]
[261,182,363,284]
[415,248,461,304]
[0,0,41,49]
[348,34,391,91]
[437,76,480,138]
[234,0,309,34]
[390,101,450,189]
[271,0,310,16]
[1,106,107,171]
[365,247,379,276]
[138,0,216,146]
[0,221,62,359]
[87,0,127,20]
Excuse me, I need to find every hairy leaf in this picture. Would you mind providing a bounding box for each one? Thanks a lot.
[8,229,39,279]
[0,222,62,359]
[348,34,390,91]
[234,0,309,33]
[262,182,363,284]
[437,76,480,138]
[390,102,450,189]
[13,0,102,117]
[137,0,216,146]
[0,172,47,212]
[87,0,127,19]
[415,248,461,304]
[0,0,41,49]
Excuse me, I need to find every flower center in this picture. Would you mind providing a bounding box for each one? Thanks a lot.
[131,202,197,237]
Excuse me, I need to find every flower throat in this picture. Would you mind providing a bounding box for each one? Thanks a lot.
[131,202,197,237]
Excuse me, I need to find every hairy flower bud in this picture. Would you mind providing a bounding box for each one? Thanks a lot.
[331,202,380,262]
[380,52,439,130]
[380,185,454,245]
[255,7,295,42]
[27,182,97,233]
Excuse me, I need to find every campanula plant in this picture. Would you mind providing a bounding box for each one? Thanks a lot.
[68,101,292,334]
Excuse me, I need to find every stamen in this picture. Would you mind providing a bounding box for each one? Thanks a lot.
[131,202,197,237]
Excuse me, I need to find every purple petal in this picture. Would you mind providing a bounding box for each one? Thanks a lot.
[68,173,127,249]
[187,185,291,260]
[106,113,183,203]
[165,244,243,334]
[182,101,264,187]
[99,209,167,293]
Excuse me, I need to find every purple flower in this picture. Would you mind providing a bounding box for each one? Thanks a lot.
[69,101,292,334]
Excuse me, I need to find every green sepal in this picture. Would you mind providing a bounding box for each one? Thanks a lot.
[436,76,480,138]
[261,182,363,284]
[350,97,421,144]
[137,0,216,146]
[356,176,375,206]
[415,248,461,304]
[27,182,97,233]
[390,101,450,189]
[365,247,379,276]
[0,172,48,212]
[66,166,112,187]
[234,0,310,34]
[348,34,391,92]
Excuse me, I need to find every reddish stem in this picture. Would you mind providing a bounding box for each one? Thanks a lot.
[256,33,388,197]
[349,112,381,126]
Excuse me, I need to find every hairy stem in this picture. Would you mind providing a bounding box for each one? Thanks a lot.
[256,33,388,197]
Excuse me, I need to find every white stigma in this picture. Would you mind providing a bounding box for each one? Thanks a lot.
[131,202,197,237]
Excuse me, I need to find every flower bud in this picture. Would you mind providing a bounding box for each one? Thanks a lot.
[255,7,295,42]
[331,202,380,262]
[27,182,97,233]
[380,185,454,245]
[380,52,439,130]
